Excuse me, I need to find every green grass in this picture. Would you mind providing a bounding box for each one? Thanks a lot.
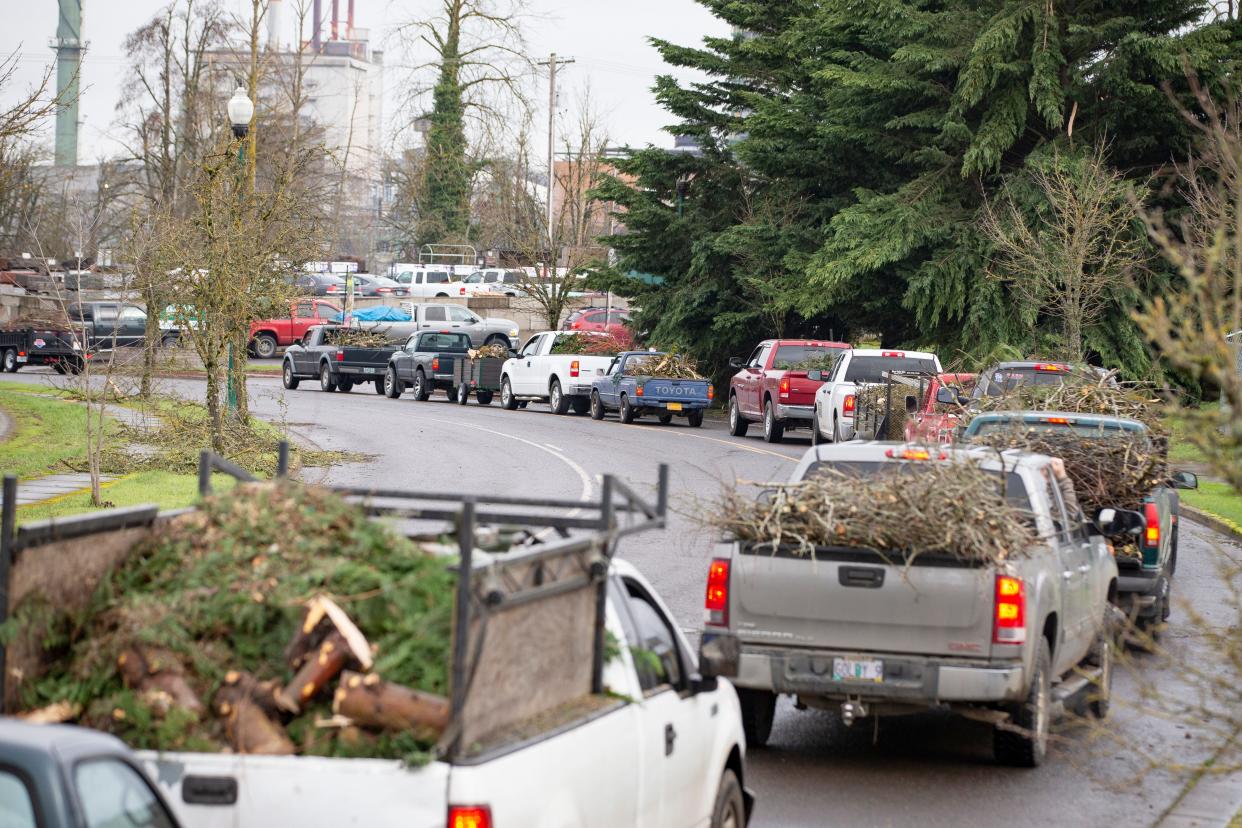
[1165,405,1212,465]
[0,386,117,479]
[16,471,238,524]
[246,361,283,374]
[1183,481,1242,534]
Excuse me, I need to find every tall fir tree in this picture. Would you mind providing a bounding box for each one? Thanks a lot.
[418,20,471,247]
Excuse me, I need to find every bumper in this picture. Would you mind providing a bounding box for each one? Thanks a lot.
[638,399,709,411]
[566,382,594,396]
[732,643,1026,704]
[774,403,814,422]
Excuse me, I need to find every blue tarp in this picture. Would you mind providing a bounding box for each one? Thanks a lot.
[332,306,412,323]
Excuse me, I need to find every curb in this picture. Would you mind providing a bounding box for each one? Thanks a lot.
[1181,505,1242,543]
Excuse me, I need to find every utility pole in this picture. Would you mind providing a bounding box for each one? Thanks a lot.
[538,53,574,277]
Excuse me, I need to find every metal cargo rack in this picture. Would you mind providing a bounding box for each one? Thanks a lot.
[854,369,938,441]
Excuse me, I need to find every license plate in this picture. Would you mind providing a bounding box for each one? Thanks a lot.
[833,657,883,683]
[666,402,683,412]
[363,367,377,374]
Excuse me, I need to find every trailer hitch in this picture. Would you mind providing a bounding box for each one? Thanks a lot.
[841,696,867,726]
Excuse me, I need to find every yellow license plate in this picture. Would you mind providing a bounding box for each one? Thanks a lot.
[667,403,683,412]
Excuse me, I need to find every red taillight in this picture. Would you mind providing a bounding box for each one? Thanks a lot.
[1144,502,1160,548]
[636,385,644,397]
[432,357,440,371]
[378,287,393,294]
[335,350,344,362]
[708,384,714,400]
[882,350,905,357]
[1041,416,1071,425]
[705,558,730,626]
[570,360,580,378]
[571,321,582,330]
[843,394,856,414]
[448,805,491,828]
[779,377,790,398]
[460,287,467,295]
[993,575,1026,644]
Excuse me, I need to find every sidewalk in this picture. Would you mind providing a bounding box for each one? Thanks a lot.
[0,472,117,507]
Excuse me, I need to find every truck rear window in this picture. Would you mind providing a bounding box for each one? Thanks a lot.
[982,367,1069,395]
[969,419,1146,440]
[426,271,451,283]
[418,333,469,351]
[845,356,937,383]
[773,345,844,371]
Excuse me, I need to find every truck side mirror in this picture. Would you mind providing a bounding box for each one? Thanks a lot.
[698,633,739,679]
[1171,470,1198,490]
[728,356,743,369]
[1095,507,1145,537]
[935,386,957,405]
[807,370,823,381]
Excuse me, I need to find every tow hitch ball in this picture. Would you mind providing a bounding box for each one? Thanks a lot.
[841,697,867,726]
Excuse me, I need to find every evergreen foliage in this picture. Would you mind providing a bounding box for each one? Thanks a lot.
[418,32,472,246]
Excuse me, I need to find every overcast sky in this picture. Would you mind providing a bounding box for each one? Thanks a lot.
[1,0,730,163]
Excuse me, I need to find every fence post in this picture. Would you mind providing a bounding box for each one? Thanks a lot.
[449,498,476,758]
[277,441,290,478]
[591,476,617,694]
[0,475,17,713]
[656,463,669,523]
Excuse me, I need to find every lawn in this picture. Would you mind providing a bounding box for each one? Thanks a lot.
[0,384,115,479]
[16,470,238,524]
[1182,481,1242,534]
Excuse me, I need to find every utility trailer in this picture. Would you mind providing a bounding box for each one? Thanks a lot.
[452,355,507,405]
[0,325,85,374]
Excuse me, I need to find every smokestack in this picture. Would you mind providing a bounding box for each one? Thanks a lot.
[347,0,354,39]
[267,0,283,49]
[52,0,83,166]
[312,0,321,51]
[331,0,339,41]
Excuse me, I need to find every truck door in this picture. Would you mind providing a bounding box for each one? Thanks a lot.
[421,305,448,332]
[737,344,767,418]
[1042,469,1091,671]
[603,357,625,407]
[511,333,544,394]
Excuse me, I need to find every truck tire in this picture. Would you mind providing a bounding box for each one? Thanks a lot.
[993,638,1051,767]
[1086,620,1113,720]
[319,363,337,392]
[811,409,824,446]
[374,378,385,395]
[384,366,404,398]
[253,333,278,359]
[282,361,299,390]
[550,379,570,415]
[485,334,511,350]
[738,688,776,749]
[763,400,784,443]
[590,390,606,420]
[457,383,470,405]
[687,409,704,428]
[659,413,673,425]
[710,768,746,828]
[728,395,749,437]
[501,377,519,410]
[412,370,431,401]
[832,416,842,443]
[2,348,16,373]
[620,394,637,424]
[477,391,495,406]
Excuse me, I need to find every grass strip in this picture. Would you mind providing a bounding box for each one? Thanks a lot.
[0,388,117,479]
[1183,481,1242,535]
[15,471,238,525]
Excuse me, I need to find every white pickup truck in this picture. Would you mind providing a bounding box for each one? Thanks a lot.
[501,331,616,415]
[699,443,1129,767]
[812,348,942,442]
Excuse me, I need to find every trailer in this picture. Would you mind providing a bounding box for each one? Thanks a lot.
[452,355,507,405]
[0,326,85,373]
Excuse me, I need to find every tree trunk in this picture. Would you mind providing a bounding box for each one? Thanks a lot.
[117,647,205,718]
[332,670,449,737]
[230,329,250,425]
[204,357,224,453]
[277,631,351,714]
[140,290,161,398]
[215,685,294,755]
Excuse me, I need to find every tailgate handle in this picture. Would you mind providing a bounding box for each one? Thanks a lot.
[182,775,238,806]
[839,566,884,589]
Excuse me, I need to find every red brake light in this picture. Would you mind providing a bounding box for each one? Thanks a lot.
[1144,502,1160,547]
[460,287,467,295]
[843,394,856,414]
[432,357,440,371]
[994,575,1026,644]
[705,558,730,626]
[1034,363,1067,372]
[779,377,790,398]
[1041,416,1071,425]
[571,359,580,378]
[448,805,492,828]
[882,350,905,357]
[708,384,714,400]
[335,350,344,362]
[636,385,644,397]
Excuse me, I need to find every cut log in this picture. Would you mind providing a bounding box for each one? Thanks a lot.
[276,631,350,714]
[116,648,204,718]
[216,691,295,755]
[285,595,373,671]
[220,670,284,720]
[332,670,449,738]
[17,701,81,724]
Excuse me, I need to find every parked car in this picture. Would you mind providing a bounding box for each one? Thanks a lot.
[459,268,528,297]
[971,361,1111,399]
[812,348,942,443]
[961,410,1199,627]
[700,441,1126,767]
[589,351,713,427]
[400,302,521,349]
[727,339,850,443]
[281,325,399,394]
[499,330,616,414]
[68,302,175,349]
[391,266,460,298]
[295,272,346,297]
[384,330,472,401]
[248,299,341,359]
[0,719,183,828]
[564,307,631,335]
[348,273,406,298]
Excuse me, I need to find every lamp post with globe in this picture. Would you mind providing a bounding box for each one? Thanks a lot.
[224,85,254,413]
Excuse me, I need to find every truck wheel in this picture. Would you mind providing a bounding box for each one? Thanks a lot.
[687,409,704,428]
[477,391,494,406]
[811,409,824,446]
[412,370,431,401]
[485,334,511,350]
[832,416,841,443]
[620,394,637,424]
[53,361,67,375]
[571,397,590,415]
[1160,573,1172,622]
[457,383,470,405]
[993,638,1050,767]
[319,364,337,392]
[1086,621,1113,719]
[373,378,385,395]
[710,768,746,828]
[659,413,673,425]
[763,400,784,443]
[2,348,16,372]
[384,366,404,398]
[728,395,749,437]
[550,379,570,415]
[501,377,519,410]
[737,688,776,749]
[253,334,278,359]
[283,362,299,390]
[590,390,605,420]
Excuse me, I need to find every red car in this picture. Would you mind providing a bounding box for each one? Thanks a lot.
[248,298,342,359]
[728,339,850,443]
[904,372,977,443]
[564,307,631,335]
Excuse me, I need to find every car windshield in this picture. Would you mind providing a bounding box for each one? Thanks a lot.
[844,356,937,383]
[773,345,843,371]
[805,461,1034,516]
[970,418,1147,441]
[417,333,470,351]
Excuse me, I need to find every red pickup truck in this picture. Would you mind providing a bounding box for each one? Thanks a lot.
[728,339,849,443]
[903,372,977,443]
[249,299,342,358]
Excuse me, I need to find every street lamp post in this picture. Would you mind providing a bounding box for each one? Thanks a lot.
[225,85,254,413]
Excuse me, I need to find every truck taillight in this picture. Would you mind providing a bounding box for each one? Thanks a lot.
[705,558,730,626]
[432,357,440,371]
[1144,502,1160,548]
[636,385,644,397]
[335,350,344,362]
[460,287,467,295]
[779,377,790,398]
[708,384,714,400]
[993,575,1026,644]
[448,805,491,828]
[843,394,856,414]
[882,350,905,357]
[570,359,580,378]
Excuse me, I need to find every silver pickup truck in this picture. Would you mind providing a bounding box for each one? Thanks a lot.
[699,443,1132,767]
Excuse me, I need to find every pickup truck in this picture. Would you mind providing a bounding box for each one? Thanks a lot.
[904,372,977,443]
[0,720,184,828]
[281,325,397,394]
[971,361,1113,399]
[962,411,1199,628]
[399,302,521,349]
[499,331,616,414]
[248,299,342,359]
[589,351,713,427]
[384,330,472,401]
[700,442,1128,767]
[728,339,849,443]
[391,266,461,298]
[812,348,942,443]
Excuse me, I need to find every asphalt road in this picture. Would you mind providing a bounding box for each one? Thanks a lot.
[10,367,1240,827]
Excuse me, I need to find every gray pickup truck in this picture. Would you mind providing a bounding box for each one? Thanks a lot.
[699,442,1131,767]
[383,330,472,401]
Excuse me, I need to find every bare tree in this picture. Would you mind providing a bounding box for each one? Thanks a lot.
[0,52,62,253]
[981,144,1150,364]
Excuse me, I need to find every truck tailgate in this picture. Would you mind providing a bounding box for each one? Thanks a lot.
[341,347,395,370]
[779,371,822,406]
[641,378,710,401]
[732,547,993,656]
[140,751,449,828]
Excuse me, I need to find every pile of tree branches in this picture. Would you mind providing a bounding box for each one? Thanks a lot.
[331,328,392,348]
[968,373,1164,434]
[622,352,703,379]
[710,461,1036,564]
[11,483,454,761]
[469,342,509,360]
[550,330,635,356]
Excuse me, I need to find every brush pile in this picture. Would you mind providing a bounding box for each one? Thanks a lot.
[10,484,455,761]
[469,342,510,360]
[711,461,1036,564]
[550,330,634,356]
[622,352,703,379]
[968,373,1164,434]
[331,328,392,348]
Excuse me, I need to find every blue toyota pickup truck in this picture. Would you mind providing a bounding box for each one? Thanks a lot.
[589,351,713,427]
